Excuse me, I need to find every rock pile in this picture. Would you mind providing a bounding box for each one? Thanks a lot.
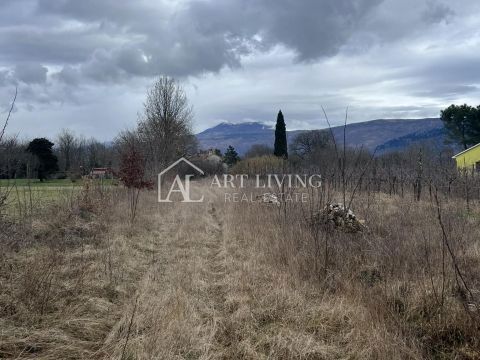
[256,193,281,206]
[309,203,365,233]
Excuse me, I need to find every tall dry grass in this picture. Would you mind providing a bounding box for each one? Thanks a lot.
[223,184,480,358]
[1,178,479,359]
[0,182,160,359]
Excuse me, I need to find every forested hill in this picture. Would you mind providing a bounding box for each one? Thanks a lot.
[196,118,447,155]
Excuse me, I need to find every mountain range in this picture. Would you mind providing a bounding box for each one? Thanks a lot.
[196,118,453,155]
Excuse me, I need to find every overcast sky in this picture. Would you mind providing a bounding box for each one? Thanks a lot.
[1,0,480,140]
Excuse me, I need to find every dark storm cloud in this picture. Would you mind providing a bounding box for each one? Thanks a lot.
[1,0,480,139]
[0,25,124,64]
[187,0,384,60]
[0,0,468,85]
[33,0,244,78]
[0,0,388,83]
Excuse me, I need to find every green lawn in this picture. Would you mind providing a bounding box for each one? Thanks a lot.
[0,178,117,217]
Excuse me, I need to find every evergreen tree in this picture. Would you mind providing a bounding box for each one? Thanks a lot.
[274,110,288,158]
[440,104,480,149]
[26,138,58,181]
[223,145,240,166]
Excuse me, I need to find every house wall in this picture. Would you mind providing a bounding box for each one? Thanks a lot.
[455,145,480,169]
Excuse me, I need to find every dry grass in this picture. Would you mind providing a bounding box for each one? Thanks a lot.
[1,180,480,359]
[224,188,480,359]
[0,184,155,359]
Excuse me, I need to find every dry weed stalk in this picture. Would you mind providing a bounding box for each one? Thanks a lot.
[434,189,479,319]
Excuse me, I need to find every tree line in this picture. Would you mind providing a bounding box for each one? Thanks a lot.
[237,102,480,168]
[2,76,479,184]
[440,104,480,150]
[228,103,480,204]
[0,77,197,182]
[0,132,116,181]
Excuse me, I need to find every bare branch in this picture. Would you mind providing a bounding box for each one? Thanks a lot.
[320,105,339,161]
[0,87,17,143]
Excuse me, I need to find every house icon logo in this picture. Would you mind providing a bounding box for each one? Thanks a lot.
[158,157,205,203]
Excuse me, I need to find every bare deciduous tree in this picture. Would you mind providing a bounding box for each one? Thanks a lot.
[137,76,196,174]
[118,140,153,224]
[57,129,77,172]
[291,130,332,159]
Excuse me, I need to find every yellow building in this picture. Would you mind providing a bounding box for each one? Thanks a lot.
[452,143,480,170]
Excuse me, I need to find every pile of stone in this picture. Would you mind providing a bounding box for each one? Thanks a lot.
[309,203,366,233]
[256,193,281,206]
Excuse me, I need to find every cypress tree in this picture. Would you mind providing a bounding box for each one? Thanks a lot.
[274,110,288,158]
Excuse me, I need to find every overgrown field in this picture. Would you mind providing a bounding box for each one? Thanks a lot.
[1,180,479,359]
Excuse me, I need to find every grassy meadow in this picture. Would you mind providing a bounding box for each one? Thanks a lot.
[0,178,117,187]
[0,178,116,217]
[0,179,83,187]
[1,178,480,359]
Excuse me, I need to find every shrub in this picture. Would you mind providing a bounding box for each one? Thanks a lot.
[230,155,286,175]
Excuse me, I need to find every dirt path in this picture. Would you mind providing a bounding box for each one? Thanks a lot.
[203,201,230,357]
[2,183,437,359]
[100,186,382,359]
[101,190,233,359]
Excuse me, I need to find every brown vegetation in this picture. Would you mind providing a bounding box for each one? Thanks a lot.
[1,175,479,358]
[1,99,478,357]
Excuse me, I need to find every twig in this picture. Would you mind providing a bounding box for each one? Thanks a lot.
[342,107,348,212]
[346,147,378,213]
[320,106,339,162]
[434,190,478,318]
[421,231,440,308]
[121,295,139,359]
[0,87,17,143]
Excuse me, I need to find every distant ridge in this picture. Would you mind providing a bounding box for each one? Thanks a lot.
[196,122,274,155]
[196,118,449,155]
[376,127,448,153]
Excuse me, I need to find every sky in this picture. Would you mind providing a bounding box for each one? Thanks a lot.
[1,0,480,141]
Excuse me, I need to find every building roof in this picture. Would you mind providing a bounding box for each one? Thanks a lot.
[452,143,480,159]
